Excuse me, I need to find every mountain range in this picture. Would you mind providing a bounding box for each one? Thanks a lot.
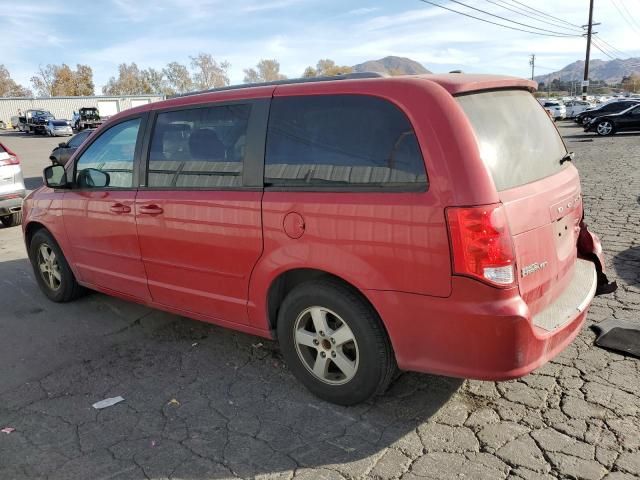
[353,56,431,75]
[533,57,640,84]
[352,55,640,85]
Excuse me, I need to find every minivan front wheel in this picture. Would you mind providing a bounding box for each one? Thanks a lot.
[596,120,614,136]
[277,279,396,405]
[29,229,84,302]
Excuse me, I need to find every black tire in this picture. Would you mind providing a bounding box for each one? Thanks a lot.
[596,120,615,136]
[0,211,22,227]
[28,229,85,302]
[277,278,396,405]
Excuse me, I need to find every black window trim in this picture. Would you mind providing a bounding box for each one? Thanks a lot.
[138,98,270,191]
[71,113,149,191]
[262,93,429,194]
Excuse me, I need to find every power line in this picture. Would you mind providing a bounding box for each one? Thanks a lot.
[611,0,640,34]
[615,0,640,32]
[417,0,581,37]
[445,0,580,36]
[591,38,619,60]
[507,0,583,29]
[594,35,631,58]
[483,0,584,33]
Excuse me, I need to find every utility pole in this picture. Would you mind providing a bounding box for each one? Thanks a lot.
[582,0,595,100]
[529,54,535,81]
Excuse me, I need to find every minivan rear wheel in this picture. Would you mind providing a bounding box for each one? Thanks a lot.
[277,279,396,405]
[28,229,85,302]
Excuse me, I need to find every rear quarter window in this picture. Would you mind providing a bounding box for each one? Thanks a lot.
[265,94,427,190]
[457,90,567,191]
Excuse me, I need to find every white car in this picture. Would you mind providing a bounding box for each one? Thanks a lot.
[0,142,25,227]
[45,119,73,137]
[542,101,566,120]
[564,100,595,118]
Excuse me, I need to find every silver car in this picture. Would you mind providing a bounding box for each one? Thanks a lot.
[45,119,73,137]
[0,142,25,227]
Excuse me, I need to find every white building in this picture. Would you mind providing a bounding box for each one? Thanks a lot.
[0,95,165,126]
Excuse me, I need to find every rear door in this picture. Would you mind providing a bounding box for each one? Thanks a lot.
[457,90,582,317]
[134,99,269,325]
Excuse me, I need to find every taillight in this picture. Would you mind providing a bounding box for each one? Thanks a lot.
[446,203,516,287]
[0,155,19,166]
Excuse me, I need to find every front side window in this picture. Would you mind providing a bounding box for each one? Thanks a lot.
[147,104,251,188]
[265,95,427,189]
[75,118,141,188]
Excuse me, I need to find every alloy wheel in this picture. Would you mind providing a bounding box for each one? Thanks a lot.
[597,121,613,135]
[293,306,359,385]
[37,243,62,291]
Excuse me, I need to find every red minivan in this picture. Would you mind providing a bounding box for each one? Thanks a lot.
[23,73,615,405]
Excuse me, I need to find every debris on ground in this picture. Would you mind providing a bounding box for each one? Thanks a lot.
[1,427,15,434]
[92,396,125,409]
[251,342,263,349]
[591,319,640,358]
[167,398,180,407]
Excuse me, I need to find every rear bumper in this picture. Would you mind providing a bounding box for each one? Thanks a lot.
[0,191,25,215]
[368,260,598,380]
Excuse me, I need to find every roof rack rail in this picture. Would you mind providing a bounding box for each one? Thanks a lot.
[176,71,387,98]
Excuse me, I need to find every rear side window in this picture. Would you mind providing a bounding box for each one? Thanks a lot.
[457,90,567,191]
[147,104,250,188]
[265,95,427,189]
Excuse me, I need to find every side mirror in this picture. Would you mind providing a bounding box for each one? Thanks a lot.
[77,168,110,188]
[43,165,69,189]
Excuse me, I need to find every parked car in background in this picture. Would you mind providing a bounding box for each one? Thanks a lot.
[45,119,73,137]
[542,101,566,120]
[576,100,640,125]
[49,129,93,166]
[584,103,640,136]
[10,116,20,129]
[564,100,594,118]
[24,73,615,405]
[0,142,25,227]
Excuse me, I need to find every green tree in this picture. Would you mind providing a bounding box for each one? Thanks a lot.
[32,64,94,96]
[301,59,353,78]
[622,73,640,93]
[190,53,230,90]
[0,65,32,97]
[243,59,287,83]
[164,61,193,94]
[103,63,151,95]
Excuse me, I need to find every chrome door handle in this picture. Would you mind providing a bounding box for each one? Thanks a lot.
[139,204,164,215]
[109,203,131,214]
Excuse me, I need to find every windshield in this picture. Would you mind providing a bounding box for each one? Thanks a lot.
[52,121,68,126]
[457,89,567,191]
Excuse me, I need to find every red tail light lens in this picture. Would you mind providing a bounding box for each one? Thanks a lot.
[0,155,19,167]
[446,204,516,287]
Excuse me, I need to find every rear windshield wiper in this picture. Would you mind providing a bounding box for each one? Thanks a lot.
[560,152,574,165]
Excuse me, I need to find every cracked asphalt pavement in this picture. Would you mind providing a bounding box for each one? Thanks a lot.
[0,124,638,479]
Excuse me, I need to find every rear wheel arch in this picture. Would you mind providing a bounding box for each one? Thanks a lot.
[266,268,386,335]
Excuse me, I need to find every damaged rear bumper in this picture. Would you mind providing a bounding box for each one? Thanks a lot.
[578,221,617,295]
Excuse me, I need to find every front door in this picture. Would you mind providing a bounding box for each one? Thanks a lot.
[617,105,640,131]
[135,100,269,324]
[63,116,150,301]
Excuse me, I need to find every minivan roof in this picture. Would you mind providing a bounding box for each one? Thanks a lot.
[106,73,538,123]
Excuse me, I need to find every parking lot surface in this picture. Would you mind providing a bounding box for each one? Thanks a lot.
[0,125,638,479]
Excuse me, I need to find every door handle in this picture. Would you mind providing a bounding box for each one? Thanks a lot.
[139,204,164,215]
[109,203,131,214]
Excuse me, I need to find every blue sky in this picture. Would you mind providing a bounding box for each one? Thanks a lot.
[3,0,640,92]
